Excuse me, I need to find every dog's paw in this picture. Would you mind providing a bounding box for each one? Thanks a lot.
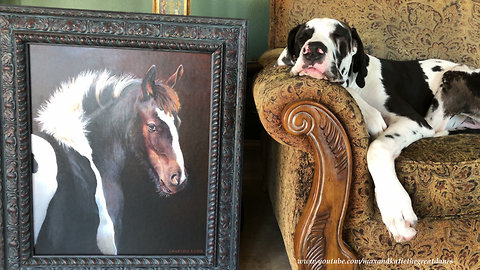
[375,186,418,242]
[364,109,387,138]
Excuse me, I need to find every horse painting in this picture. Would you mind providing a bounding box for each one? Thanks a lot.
[32,65,187,255]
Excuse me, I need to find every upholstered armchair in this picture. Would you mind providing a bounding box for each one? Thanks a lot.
[253,0,480,269]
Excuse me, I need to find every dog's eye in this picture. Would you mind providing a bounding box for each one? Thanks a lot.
[298,34,310,44]
[297,28,314,44]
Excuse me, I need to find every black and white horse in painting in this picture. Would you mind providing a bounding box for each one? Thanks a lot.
[32,65,187,255]
[277,18,480,242]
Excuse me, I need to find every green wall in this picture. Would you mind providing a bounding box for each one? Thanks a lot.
[1,0,269,61]
[191,0,269,61]
[3,0,151,12]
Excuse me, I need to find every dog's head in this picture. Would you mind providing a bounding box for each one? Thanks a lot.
[277,18,369,87]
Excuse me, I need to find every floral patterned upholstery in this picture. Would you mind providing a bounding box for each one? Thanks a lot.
[269,0,480,66]
[398,134,480,218]
[255,0,480,269]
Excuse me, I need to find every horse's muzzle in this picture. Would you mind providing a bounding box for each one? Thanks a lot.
[158,166,187,195]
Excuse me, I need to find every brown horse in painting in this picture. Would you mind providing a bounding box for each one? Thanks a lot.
[32,65,187,255]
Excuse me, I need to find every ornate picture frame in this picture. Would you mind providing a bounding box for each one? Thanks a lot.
[0,5,246,269]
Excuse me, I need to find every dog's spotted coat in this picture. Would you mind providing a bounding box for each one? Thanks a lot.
[277,18,480,242]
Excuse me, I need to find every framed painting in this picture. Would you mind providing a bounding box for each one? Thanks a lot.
[153,0,190,15]
[0,4,246,269]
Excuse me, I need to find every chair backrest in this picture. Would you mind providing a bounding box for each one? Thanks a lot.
[269,0,480,66]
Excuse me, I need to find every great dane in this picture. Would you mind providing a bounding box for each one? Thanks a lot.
[277,18,480,242]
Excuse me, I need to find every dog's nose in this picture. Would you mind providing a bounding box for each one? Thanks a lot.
[303,42,327,61]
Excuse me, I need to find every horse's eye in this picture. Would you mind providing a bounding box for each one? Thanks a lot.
[147,123,157,132]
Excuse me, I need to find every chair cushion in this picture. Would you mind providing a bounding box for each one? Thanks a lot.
[396,134,480,218]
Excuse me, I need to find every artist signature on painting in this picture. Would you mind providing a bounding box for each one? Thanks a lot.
[168,249,204,254]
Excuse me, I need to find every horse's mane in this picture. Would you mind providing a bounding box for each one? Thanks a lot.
[154,79,181,115]
[36,70,139,155]
[92,70,139,108]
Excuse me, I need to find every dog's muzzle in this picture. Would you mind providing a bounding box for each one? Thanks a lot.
[293,42,344,84]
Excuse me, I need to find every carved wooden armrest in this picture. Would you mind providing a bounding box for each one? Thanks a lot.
[282,100,357,270]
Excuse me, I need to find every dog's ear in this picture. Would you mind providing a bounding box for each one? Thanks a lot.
[277,24,303,66]
[287,24,303,60]
[351,27,369,88]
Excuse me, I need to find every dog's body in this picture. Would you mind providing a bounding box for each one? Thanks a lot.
[277,18,480,242]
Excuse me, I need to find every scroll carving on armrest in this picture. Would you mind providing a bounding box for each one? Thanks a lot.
[253,62,366,152]
[282,100,357,270]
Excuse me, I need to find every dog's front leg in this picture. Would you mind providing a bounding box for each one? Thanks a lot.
[347,89,387,138]
[367,117,435,242]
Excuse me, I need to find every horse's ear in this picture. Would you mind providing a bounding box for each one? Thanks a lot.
[165,65,184,88]
[142,65,157,100]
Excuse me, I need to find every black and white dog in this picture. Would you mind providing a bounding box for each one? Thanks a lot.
[277,18,480,242]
